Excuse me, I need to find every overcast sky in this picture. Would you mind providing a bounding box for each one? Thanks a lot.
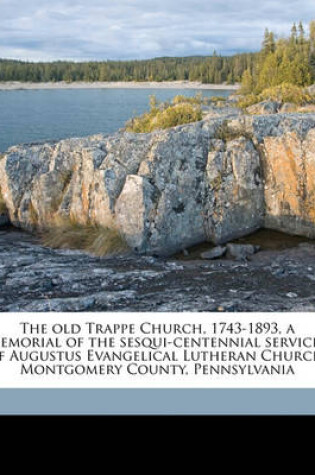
[0,0,314,61]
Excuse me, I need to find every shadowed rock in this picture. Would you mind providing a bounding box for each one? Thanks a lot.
[1,228,315,312]
[201,246,227,259]
[226,243,260,260]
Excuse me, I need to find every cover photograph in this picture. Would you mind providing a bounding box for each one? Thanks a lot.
[0,0,314,415]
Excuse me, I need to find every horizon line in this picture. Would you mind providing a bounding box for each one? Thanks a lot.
[0,51,259,64]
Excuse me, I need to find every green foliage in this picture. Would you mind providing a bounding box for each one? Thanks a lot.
[259,84,313,104]
[172,92,203,105]
[149,94,158,109]
[262,29,276,55]
[241,69,254,95]
[238,84,315,109]
[41,220,129,256]
[172,93,226,105]
[310,21,315,78]
[241,21,314,95]
[209,95,227,103]
[0,54,256,84]
[237,94,262,109]
[125,95,203,133]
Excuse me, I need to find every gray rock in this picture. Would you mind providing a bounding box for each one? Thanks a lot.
[201,246,227,259]
[1,229,315,312]
[0,113,315,256]
[286,292,298,299]
[226,243,259,260]
[298,242,315,249]
[247,101,280,115]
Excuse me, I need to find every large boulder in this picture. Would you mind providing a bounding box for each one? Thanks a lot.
[0,113,314,255]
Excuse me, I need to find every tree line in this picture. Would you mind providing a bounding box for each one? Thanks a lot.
[0,54,255,84]
[1,21,314,87]
[241,21,315,94]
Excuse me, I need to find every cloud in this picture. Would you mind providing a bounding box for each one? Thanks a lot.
[0,0,314,60]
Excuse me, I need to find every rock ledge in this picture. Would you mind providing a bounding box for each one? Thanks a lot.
[0,113,315,255]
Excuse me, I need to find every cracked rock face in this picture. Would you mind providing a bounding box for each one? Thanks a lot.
[263,129,315,238]
[204,136,264,244]
[0,113,315,255]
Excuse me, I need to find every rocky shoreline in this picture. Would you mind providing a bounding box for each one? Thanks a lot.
[1,106,315,255]
[0,81,239,91]
[0,97,315,312]
[1,227,315,312]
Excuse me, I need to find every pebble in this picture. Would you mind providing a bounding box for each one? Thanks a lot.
[226,243,259,261]
[201,246,227,260]
[286,292,298,298]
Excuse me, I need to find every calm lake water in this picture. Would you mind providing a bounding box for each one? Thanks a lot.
[0,88,232,153]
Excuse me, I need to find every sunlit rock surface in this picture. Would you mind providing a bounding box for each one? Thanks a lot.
[0,113,315,255]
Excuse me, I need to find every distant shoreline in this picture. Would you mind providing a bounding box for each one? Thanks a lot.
[0,81,239,91]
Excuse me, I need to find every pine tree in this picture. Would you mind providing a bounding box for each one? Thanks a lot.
[241,21,314,94]
[298,21,305,43]
[241,69,254,94]
[291,23,298,44]
[310,20,315,79]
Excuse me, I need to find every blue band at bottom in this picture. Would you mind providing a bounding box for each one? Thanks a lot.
[0,389,314,415]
